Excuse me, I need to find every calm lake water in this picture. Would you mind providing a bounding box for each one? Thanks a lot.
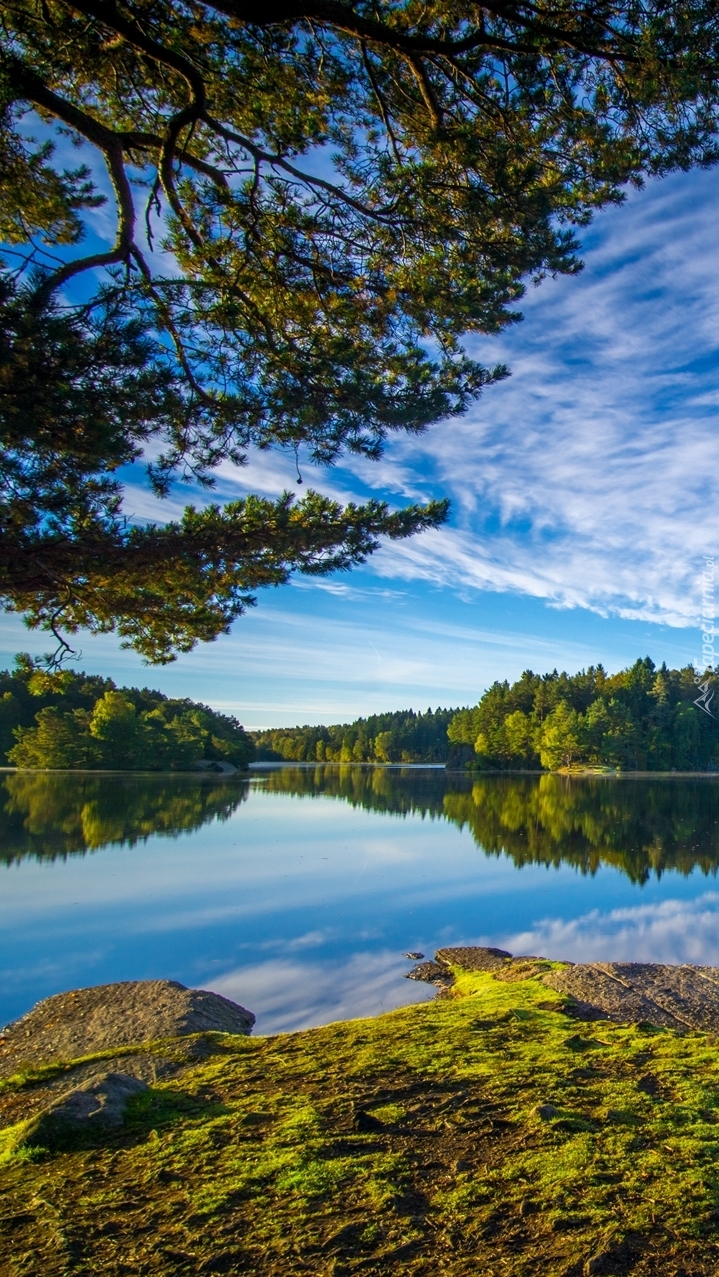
[2,765,719,1034]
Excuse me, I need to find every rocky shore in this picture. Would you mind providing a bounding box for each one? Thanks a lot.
[407,946,719,1031]
[0,978,255,1077]
[3,952,719,1275]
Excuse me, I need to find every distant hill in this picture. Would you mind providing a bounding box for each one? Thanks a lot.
[1,658,253,770]
[252,706,460,764]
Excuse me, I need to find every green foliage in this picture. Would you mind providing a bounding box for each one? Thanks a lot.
[538,701,585,769]
[252,706,457,763]
[4,0,719,657]
[1,656,253,770]
[1,394,448,661]
[6,966,719,1272]
[449,658,718,771]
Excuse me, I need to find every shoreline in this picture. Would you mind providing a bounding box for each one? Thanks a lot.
[3,950,719,1273]
[3,761,719,778]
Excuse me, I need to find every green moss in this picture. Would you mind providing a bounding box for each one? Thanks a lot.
[3,967,719,1273]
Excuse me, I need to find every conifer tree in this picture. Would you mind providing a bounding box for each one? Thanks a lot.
[3,0,719,657]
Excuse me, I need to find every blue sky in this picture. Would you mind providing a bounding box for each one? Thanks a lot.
[5,161,719,727]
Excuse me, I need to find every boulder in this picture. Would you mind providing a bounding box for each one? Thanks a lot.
[11,1072,148,1152]
[0,979,255,1077]
[543,961,719,1031]
[435,946,512,972]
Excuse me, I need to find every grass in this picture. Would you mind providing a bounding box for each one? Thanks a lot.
[2,958,719,1274]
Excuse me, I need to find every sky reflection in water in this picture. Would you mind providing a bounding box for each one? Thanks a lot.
[1,765,719,1034]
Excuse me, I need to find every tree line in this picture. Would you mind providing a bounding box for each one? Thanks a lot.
[252,707,458,764]
[0,658,253,770]
[3,655,717,772]
[448,658,717,771]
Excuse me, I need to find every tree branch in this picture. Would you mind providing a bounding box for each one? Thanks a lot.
[0,55,137,301]
[204,114,397,220]
[209,0,641,65]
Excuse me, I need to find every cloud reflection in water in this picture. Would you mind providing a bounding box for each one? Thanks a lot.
[211,950,434,1035]
[505,892,719,969]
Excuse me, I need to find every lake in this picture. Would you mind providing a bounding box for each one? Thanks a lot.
[2,765,719,1035]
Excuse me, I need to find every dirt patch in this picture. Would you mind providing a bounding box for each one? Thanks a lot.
[0,980,254,1077]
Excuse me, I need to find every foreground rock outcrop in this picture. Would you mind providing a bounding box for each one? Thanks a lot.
[7,955,719,1274]
[6,954,719,1276]
[543,959,719,1031]
[0,979,255,1078]
[409,945,719,1031]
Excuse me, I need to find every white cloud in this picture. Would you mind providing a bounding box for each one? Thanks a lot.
[502,892,719,966]
[144,165,719,634]
[8,157,719,716]
[207,950,434,1035]
[204,892,719,1032]
[354,167,719,626]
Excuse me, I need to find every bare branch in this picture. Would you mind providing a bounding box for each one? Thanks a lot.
[210,0,642,65]
[64,0,208,103]
[361,42,404,164]
[0,56,137,301]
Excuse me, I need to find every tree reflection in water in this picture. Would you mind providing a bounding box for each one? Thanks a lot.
[260,766,719,885]
[0,772,249,864]
[2,766,718,885]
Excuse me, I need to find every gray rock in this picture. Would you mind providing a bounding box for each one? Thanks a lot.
[542,961,719,1031]
[406,947,515,987]
[435,946,512,973]
[0,979,255,1077]
[405,961,452,986]
[534,1103,560,1121]
[41,1071,146,1128]
[12,1072,148,1152]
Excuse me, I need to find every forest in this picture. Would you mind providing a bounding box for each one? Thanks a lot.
[0,659,254,771]
[252,707,457,764]
[3,656,717,773]
[448,658,717,772]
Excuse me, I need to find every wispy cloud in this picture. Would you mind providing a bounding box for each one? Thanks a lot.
[502,892,719,966]
[158,165,719,634]
[208,950,434,1034]
[7,157,719,715]
[353,167,719,625]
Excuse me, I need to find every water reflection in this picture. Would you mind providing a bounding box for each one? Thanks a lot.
[0,771,249,863]
[259,766,719,884]
[2,766,719,1034]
